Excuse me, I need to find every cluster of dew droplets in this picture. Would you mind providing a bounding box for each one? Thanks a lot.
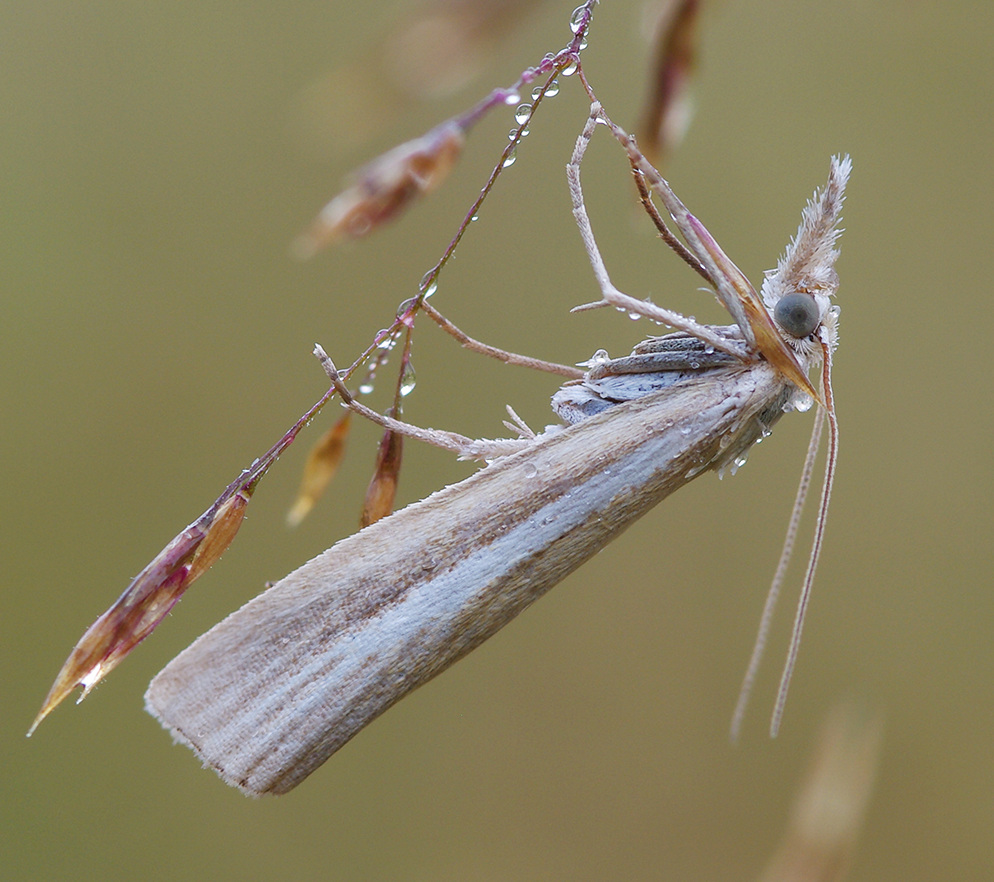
[499,91,521,167]
[543,5,583,94]
[729,451,750,475]
[358,331,399,395]
[358,327,418,399]
[504,67,565,168]
[568,5,590,49]
[715,451,748,481]
[506,102,533,158]
[718,417,775,479]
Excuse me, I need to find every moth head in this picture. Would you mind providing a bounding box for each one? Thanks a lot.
[762,155,851,365]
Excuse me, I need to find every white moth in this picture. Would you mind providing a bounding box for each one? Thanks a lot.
[146,105,849,795]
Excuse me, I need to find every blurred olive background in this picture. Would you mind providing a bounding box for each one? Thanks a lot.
[3,1,991,879]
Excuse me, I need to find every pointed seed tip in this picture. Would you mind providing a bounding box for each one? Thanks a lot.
[27,684,74,736]
[290,235,319,261]
[285,499,312,528]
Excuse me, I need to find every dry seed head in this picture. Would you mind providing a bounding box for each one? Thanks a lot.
[383,0,529,100]
[287,412,352,527]
[638,0,700,165]
[360,428,403,528]
[28,537,199,734]
[187,489,251,582]
[293,122,465,258]
[30,484,257,733]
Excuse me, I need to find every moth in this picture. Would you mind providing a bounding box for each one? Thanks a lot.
[140,105,849,795]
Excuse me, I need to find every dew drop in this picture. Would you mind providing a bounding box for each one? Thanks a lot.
[514,103,532,125]
[396,297,416,318]
[569,5,586,32]
[399,363,417,397]
[502,147,518,167]
[579,348,610,368]
[561,59,578,77]
[545,79,560,98]
[419,272,438,298]
[793,393,814,413]
[358,380,374,395]
[628,311,641,321]
[503,91,521,106]
[523,462,538,479]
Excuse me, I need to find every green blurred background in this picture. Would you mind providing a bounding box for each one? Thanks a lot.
[4,1,991,878]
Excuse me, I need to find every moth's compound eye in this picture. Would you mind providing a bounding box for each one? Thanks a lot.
[774,292,820,338]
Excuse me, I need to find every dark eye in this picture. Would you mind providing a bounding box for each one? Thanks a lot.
[774,292,820,338]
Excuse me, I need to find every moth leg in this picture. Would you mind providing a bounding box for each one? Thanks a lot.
[596,109,822,399]
[420,301,582,379]
[601,115,764,350]
[566,104,745,359]
[627,162,714,286]
[314,345,532,462]
[589,335,743,379]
